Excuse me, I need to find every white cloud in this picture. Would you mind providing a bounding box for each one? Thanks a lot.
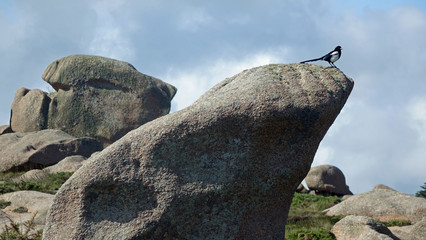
[305,3,426,194]
[1,0,425,195]
[88,0,135,60]
[227,14,251,25]
[313,146,335,166]
[177,7,213,32]
[162,48,288,111]
[89,27,134,60]
[407,97,426,141]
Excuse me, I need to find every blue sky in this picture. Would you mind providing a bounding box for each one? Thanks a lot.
[0,0,425,195]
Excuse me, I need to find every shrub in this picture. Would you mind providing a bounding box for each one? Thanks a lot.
[415,182,426,198]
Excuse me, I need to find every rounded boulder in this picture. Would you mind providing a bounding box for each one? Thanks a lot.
[305,164,352,195]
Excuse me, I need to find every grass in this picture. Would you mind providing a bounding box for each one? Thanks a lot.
[0,175,343,239]
[285,193,416,239]
[286,228,336,240]
[285,193,343,240]
[0,171,74,239]
[381,219,411,227]
[12,207,28,214]
[0,171,414,239]
[0,200,11,209]
[0,172,26,182]
[0,172,73,194]
[0,214,42,240]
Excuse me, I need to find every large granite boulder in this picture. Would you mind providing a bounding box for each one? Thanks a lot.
[389,217,426,240]
[10,55,177,145]
[323,185,426,224]
[43,64,353,240]
[305,164,352,196]
[10,88,50,132]
[43,55,177,145]
[331,215,398,240]
[373,184,397,191]
[0,129,102,172]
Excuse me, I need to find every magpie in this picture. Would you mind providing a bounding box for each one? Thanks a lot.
[300,46,342,67]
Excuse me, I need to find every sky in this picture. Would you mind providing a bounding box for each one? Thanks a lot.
[0,0,425,195]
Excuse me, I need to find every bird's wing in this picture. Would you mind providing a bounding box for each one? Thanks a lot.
[322,50,339,62]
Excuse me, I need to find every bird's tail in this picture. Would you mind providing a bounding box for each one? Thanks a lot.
[300,57,322,63]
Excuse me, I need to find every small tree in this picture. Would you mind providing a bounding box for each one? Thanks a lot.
[415,182,426,198]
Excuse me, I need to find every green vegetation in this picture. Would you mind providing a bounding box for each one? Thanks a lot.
[415,182,426,198]
[0,172,26,182]
[12,207,28,213]
[287,228,336,240]
[0,171,418,239]
[285,193,343,240]
[0,215,42,240]
[0,200,11,209]
[381,219,411,227]
[0,171,74,239]
[0,172,73,194]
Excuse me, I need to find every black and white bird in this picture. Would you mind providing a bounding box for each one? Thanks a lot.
[300,46,342,67]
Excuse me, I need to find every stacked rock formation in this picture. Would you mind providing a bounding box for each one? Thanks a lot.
[43,64,354,239]
[0,55,178,233]
[10,55,177,146]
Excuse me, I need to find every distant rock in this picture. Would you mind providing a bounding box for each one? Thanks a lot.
[42,54,177,145]
[341,194,353,200]
[43,63,354,240]
[305,164,352,196]
[0,191,54,230]
[43,155,87,173]
[373,184,397,191]
[332,215,399,240]
[13,155,87,182]
[10,88,50,132]
[323,185,426,224]
[296,183,309,193]
[411,217,426,239]
[389,217,426,240]
[0,125,12,135]
[12,169,46,182]
[0,129,102,172]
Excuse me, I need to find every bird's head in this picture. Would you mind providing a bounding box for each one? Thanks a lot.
[335,46,342,51]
